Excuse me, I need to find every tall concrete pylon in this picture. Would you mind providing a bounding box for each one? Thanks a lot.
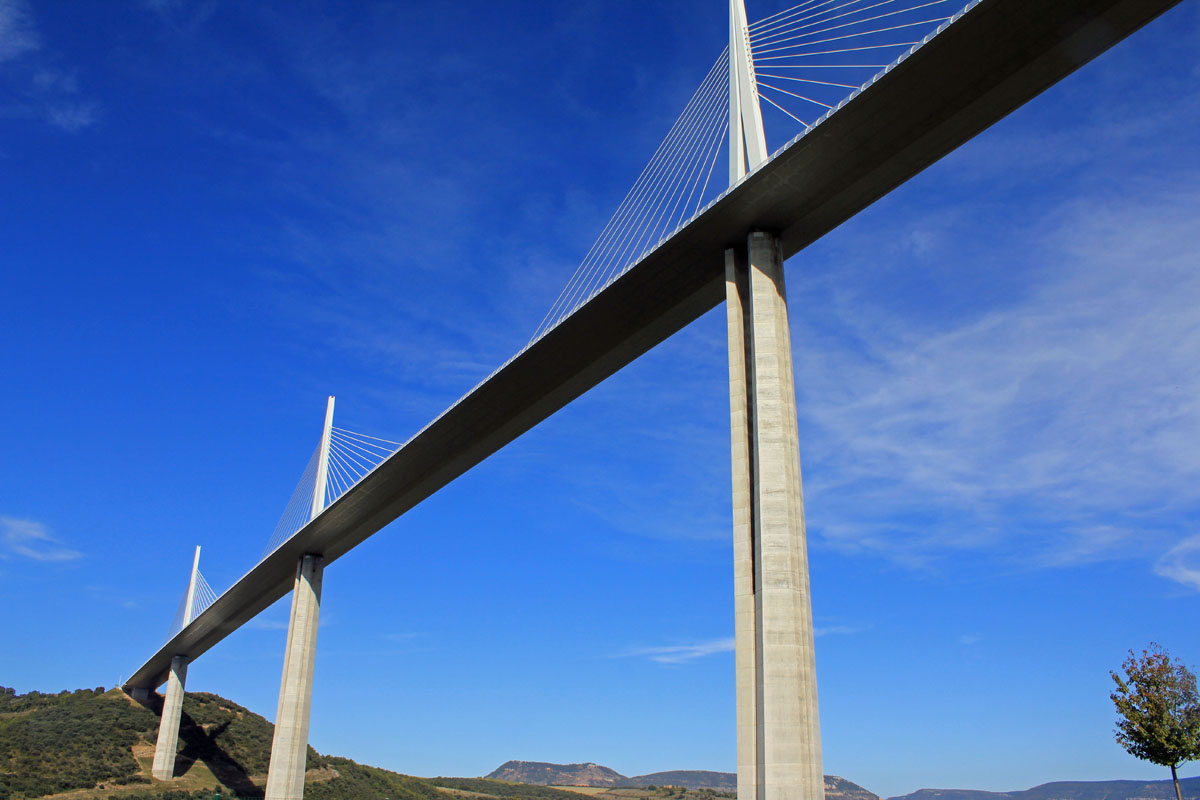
[151,546,202,781]
[726,4,823,800]
[729,0,768,185]
[265,396,334,800]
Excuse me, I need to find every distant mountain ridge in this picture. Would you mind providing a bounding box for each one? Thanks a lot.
[484,761,875,798]
[485,761,1200,800]
[486,761,738,790]
[487,762,627,787]
[888,778,1200,800]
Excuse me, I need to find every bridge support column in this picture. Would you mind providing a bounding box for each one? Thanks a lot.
[265,553,324,800]
[726,231,823,800]
[150,655,188,780]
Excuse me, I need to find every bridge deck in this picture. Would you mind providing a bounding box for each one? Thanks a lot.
[128,0,1181,691]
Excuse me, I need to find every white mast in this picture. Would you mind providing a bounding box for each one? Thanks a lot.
[182,545,201,625]
[730,0,768,184]
[310,396,335,520]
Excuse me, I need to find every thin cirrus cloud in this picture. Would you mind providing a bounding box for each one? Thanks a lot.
[789,177,1200,574]
[0,517,83,562]
[622,638,735,665]
[0,0,38,62]
[813,625,860,637]
[44,100,99,133]
[0,0,100,132]
[624,625,857,664]
[1154,534,1200,592]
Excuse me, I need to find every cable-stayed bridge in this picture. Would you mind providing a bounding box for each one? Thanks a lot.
[125,1,1183,798]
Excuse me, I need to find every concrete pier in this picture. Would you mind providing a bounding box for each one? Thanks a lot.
[726,231,823,800]
[265,554,324,800]
[151,655,188,780]
[726,245,759,800]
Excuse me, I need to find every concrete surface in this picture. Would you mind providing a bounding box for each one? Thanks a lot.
[264,555,324,800]
[150,655,188,781]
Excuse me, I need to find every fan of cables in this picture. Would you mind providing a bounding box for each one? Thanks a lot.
[528,1,979,346]
[529,49,733,343]
[324,426,401,506]
[165,568,219,640]
[750,0,978,140]
[261,426,402,559]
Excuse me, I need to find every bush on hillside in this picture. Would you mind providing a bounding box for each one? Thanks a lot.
[0,686,156,798]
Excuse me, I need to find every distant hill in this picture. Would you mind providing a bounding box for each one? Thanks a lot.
[888,778,1200,800]
[484,761,877,799]
[621,772,876,799]
[828,775,883,800]
[488,761,627,787]
[484,761,1200,800]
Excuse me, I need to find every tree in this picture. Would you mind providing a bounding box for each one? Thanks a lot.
[1110,643,1200,800]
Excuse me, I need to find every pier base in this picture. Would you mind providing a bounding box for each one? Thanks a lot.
[150,655,189,781]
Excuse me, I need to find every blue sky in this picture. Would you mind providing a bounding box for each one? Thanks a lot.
[2,1,1200,797]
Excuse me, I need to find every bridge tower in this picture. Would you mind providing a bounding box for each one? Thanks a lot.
[265,395,335,800]
[725,3,823,800]
[150,546,202,781]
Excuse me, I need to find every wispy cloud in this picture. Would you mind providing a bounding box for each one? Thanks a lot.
[46,100,99,132]
[1155,534,1200,592]
[31,69,73,92]
[620,622,859,665]
[814,625,860,638]
[0,1,99,132]
[621,637,735,664]
[1,517,83,562]
[789,175,1200,572]
[0,0,38,63]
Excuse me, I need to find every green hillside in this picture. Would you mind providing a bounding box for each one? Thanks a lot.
[0,687,152,798]
[0,686,442,800]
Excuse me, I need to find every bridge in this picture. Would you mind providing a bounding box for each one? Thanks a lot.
[124,1,1184,798]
